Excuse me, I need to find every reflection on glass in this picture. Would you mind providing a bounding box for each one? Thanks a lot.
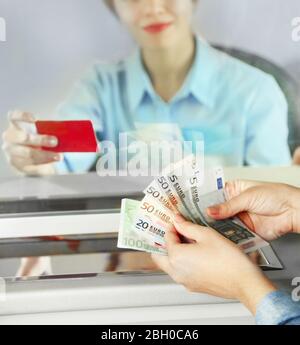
[4,250,270,281]
[0,239,278,282]
[0,1,295,289]
[3,252,162,280]
[2,0,299,180]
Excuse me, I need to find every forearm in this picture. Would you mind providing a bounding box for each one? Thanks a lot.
[237,271,300,325]
[237,272,277,316]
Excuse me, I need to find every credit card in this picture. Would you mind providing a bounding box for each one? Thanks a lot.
[35,120,98,153]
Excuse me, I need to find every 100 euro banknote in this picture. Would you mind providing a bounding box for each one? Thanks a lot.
[117,198,167,255]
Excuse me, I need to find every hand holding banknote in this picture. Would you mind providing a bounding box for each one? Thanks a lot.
[152,181,300,317]
[118,157,269,255]
[117,158,297,315]
[207,180,300,241]
[151,215,277,315]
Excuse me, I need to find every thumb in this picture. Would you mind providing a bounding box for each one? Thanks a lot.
[173,215,206,242]
[207,192,252,220]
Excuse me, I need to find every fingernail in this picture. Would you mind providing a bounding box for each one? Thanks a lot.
[49,137,58,147]
[54,154,61,161]
[207,206,220,216]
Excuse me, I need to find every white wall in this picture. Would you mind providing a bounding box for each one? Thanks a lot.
[0,0,299,177]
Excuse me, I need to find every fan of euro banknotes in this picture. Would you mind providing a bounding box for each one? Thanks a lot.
[118,155,269,255]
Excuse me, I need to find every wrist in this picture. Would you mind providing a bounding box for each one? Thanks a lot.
[236,268,277,316]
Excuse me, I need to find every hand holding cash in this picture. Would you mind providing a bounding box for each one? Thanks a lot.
[150,214,276,304]
[118,156,269,255]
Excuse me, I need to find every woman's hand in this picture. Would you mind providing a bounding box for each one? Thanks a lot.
[207,180,300,241]
[152,215,276,315]
[2,111,60,175]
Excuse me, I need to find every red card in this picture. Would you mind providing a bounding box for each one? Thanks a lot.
[36,120,98,153]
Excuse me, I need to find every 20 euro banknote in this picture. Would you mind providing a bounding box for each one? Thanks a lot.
[117,198,167,255]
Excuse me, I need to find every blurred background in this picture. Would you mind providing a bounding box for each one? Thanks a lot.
[0,0,299,177]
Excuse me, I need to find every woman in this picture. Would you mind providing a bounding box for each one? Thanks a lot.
[152,180,300,325]
[2,0,291,175]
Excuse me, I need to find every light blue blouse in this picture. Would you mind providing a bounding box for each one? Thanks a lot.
[55,37,291,173]
[256,290,300,325]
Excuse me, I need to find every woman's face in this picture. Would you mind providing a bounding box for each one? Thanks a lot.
[113,0,195,49]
